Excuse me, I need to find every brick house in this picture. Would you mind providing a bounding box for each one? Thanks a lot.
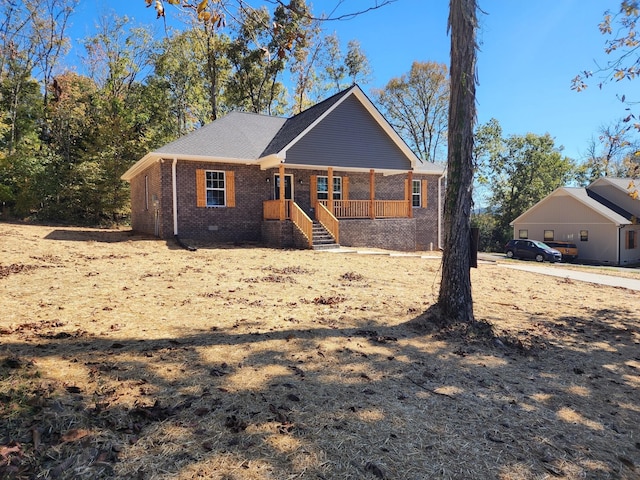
[121,85,446,251]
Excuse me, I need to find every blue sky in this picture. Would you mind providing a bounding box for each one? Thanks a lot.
[67,1,628,162]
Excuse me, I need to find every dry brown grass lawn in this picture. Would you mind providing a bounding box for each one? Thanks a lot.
[1,223,639,480]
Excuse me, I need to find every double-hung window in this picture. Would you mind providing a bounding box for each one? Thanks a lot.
[205,171,226,206]
[317,176,342,200]
[412,180,421,207]
[196,169,235,208]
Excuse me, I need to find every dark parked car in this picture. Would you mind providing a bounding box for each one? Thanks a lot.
[504,239,562,263]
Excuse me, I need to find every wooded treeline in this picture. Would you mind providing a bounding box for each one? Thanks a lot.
[0,0,374,224]
[1,0,637,245]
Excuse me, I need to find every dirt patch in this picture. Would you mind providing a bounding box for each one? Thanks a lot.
[0,223,639,479]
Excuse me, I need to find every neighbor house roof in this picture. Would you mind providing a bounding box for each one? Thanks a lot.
[122,85,445,181]
[510,186,631,226]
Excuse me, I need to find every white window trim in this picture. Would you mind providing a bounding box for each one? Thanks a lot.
[412,179,421,208]
[317,175,342,200]
[206,170,226,207]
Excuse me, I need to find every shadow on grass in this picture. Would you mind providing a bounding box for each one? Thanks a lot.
[1,302,639,479]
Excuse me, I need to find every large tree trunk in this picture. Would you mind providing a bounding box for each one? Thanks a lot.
[437,0,477,324]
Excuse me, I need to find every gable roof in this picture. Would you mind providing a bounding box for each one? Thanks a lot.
[261,87,353,157]
[510,186,631,226]
[589,176,636,192]
[122,85,444,181]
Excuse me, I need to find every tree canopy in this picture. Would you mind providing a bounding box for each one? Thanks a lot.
[0,1,375,223]
[474,119,578,250]
[373,61,449,164]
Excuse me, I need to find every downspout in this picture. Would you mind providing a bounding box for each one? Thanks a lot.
[172,158,178,236]
[437,170,446,250]
[617,225,622,266]
[172,157,197,252]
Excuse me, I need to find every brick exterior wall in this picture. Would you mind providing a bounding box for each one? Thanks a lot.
[339,218,417,251]
[129,161,164,237]
[262,220,293,248]
[128,160,443,251]
[175,161,270,243]
[414,174,444,251]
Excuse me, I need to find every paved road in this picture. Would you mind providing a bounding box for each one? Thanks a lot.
[498,263,640,291]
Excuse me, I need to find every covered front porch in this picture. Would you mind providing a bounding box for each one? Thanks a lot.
[262,164,421,248]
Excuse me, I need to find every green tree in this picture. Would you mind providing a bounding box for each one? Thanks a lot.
[479,130,577,245]
[373,61,449,163]
[344,39,372,85]
[319,33,372,94]
[152,28,216,134]
[80,14,160,223]
[225,1,311,114]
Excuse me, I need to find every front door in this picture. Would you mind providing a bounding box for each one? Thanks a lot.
[274,174,293,200]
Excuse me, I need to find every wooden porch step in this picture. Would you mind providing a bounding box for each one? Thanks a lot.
[312,221,339,250]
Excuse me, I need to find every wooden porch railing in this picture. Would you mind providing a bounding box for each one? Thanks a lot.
[263,199,290,220]
[290,201,313,247]
[316,201,339,243]
[319,200,410,219]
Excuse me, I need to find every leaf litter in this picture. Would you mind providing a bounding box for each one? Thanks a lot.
[0,223,639,479]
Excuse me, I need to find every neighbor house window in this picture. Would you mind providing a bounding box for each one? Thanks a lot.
[627,230,637,249]
[317,176,342,200]
[518,230,528,239]
[206,171,226,206]
[544,230,554,241]
[580,230,588,242]
[412,180,421,207]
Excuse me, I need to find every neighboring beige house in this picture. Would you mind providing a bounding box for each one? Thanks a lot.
[510,177,640,265]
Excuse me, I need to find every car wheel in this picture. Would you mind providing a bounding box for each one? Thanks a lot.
[506,250,514,259]
[535,254,544,262]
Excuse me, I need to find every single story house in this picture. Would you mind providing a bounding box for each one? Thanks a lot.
[121,85,446,251]
[510,177,640,265]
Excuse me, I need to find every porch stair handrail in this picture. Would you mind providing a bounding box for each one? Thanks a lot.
[289,201,313,248]
[315,201,340,243]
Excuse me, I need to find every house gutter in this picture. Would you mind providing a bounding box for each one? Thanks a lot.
[172,158,178,236]
[437,170,446,250]
[617,225,621,266]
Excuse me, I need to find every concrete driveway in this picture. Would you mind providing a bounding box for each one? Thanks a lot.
[496,262,640,291]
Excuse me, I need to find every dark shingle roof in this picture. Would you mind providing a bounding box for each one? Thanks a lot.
[155,112,287,160]
[261,86,356,156]
[587,188,635,221]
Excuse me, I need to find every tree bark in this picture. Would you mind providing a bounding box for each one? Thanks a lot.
[437,0,477,324]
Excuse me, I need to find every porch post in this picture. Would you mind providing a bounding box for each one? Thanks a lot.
[327,167,334,215]
[407,170,413,218]
[369,169,375,219]
[279,162,286,220]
